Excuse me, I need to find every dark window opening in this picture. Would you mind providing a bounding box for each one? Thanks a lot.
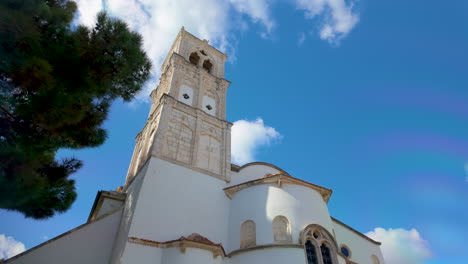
[341,246,350,257]
[206,105,212,111]
[321,244,333,264]
[313,231,320,239]
[183,93,190,99]
[189,52,200,65]
[305,240,318,264]
[200,50,207,56]
[202,60,213,73]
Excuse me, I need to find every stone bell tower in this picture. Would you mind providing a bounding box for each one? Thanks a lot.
[124,27,232,185]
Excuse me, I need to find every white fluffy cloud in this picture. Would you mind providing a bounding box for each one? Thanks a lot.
[296,0,359,44]
[73,0,275,101]
[366,228,432,264]
[0,234,25,260]
[231,118,281,165]
[73,0,359,101]
[229,0,275,37]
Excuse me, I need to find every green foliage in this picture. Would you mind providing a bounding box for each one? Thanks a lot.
[0,0,151,218]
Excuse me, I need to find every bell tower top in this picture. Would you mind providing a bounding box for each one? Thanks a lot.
[161,27,227,78]
[125,28,232,185]
[149,27,231,120]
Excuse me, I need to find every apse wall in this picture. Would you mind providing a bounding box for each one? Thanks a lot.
[226,181,333,252]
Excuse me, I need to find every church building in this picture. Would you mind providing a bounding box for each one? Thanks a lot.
[5,28,385,264]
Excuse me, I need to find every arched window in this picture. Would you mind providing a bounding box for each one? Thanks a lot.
[189,52,200,65]
[300,225,338,264]
[305,240,319,264]
[240,220,256,248]
[272,215,292,243]
[321,243,333,264]
[202,59,213,72]
[371,255,380,264]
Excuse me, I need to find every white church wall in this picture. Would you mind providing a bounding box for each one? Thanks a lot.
[279,184,334,239]
[111,161,150,263]
[161,247,224,264]
[121,243,163,264]
[8,209,122,264]
[228,164,280,186]
[128,157,230,245]
[227,183,333,252]
[229,247,305,264]
[333,221,384,264]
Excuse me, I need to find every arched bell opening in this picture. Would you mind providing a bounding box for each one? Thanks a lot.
[202,59,213,73]
[189,52,200,65]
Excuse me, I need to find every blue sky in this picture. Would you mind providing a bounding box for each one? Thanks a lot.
[1,0,467,263]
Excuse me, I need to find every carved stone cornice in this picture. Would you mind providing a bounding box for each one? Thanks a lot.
[128,234,226,259]
[228,243,303,257]
[223,173,332,202]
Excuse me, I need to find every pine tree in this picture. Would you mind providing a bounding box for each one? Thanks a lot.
[0,0,151,218]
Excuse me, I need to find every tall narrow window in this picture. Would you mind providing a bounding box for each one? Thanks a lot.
[305,240,318,264]
[240,220,256,248]
[272,215,292,243]
[321,244,333,264]
[301,225,338,264]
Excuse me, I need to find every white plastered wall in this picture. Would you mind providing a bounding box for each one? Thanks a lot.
[229,247,305,264]
[122,244,224,264]
[111,161,150,263]
[96,197,124,219]
[127,158,230,245]
[227,183,333,252]
[162,247,224,264]
[8,209,122,264]
[333,221,384,264]
[121,243,163,264]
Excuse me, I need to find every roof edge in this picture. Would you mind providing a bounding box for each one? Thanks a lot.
[128,235,226,258]
[4,208,123,263]
[331,217,382,246]
[87,190,126,222]
[224,173,332,202]
[230,162,292,177]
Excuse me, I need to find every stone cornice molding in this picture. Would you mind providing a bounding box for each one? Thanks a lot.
[223,173,332,202]
[230,162,290,175]
[228,243,303,257]
[128,235,226,259]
